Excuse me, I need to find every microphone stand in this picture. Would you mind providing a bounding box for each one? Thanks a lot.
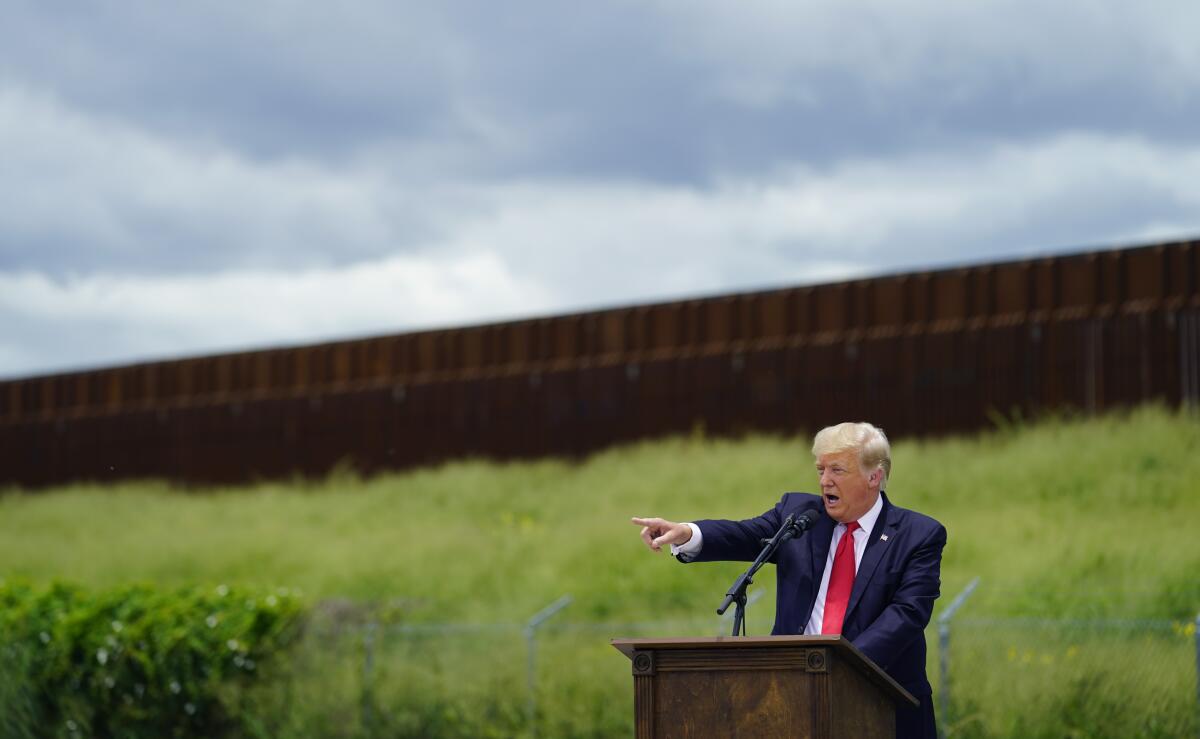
[716,511,815,636]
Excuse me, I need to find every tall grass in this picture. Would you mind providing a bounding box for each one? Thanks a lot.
[2,404,1198,736]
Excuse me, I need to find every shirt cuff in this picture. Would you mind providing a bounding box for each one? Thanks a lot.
[670,523,703,561]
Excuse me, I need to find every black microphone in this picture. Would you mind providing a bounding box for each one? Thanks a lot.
[760,507,822,546]
[791,507,822,533]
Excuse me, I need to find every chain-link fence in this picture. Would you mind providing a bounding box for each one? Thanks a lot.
[236,589,1199,738]
[238,594,785,738]
[934,580,1199,739]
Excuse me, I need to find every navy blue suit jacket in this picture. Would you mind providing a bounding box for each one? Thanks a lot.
[686,491,946,700]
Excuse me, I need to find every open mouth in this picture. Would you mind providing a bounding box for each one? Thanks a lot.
[824,494,840,505]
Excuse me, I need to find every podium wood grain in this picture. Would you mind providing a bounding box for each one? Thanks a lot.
[613,636,916,739]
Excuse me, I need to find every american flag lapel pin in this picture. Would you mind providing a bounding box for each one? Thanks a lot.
[880,534,889,542]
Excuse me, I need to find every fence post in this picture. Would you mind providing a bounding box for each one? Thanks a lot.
[937,577,980,739]
[525,595,572,738]
[361,620,378,731]
[1194,610,1199,739]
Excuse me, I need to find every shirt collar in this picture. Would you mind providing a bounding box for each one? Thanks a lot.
[846,491,884,536]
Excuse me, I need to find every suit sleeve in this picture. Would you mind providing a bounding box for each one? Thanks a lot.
[682,495,790,564]
[851,522,947,670]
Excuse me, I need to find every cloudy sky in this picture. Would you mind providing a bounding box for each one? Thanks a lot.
[3,1,1200,379]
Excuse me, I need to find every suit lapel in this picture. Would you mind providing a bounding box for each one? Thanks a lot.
[808,512,836,583]
[845,492,897,622]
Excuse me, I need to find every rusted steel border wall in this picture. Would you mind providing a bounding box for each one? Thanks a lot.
[2,240,1198,487]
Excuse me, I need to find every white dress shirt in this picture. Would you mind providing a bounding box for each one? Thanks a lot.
[804,493,883,634]
[671,493,885,635]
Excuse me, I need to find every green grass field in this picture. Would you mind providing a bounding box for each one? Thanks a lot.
[2,404,1199,736]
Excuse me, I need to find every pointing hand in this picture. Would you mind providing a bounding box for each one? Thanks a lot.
[631,516,692,553]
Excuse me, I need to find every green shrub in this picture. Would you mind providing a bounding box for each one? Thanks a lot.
[0,579,302,738]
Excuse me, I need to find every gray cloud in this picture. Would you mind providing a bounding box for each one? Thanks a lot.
[2,1,1200,377]
[9,1,1199,179]
[6,129,1200,378]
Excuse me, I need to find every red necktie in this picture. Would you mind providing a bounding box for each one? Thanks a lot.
[821,521,861,635]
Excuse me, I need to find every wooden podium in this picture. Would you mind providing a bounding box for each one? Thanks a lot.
[612,635,917,739]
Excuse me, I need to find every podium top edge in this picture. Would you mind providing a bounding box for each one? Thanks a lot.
[609,635,917,707]
[611,634,850,657]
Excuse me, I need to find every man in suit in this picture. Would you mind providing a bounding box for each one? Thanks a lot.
[632,421,945,739]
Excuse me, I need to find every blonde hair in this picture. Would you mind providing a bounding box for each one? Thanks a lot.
[811,422,891,487]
